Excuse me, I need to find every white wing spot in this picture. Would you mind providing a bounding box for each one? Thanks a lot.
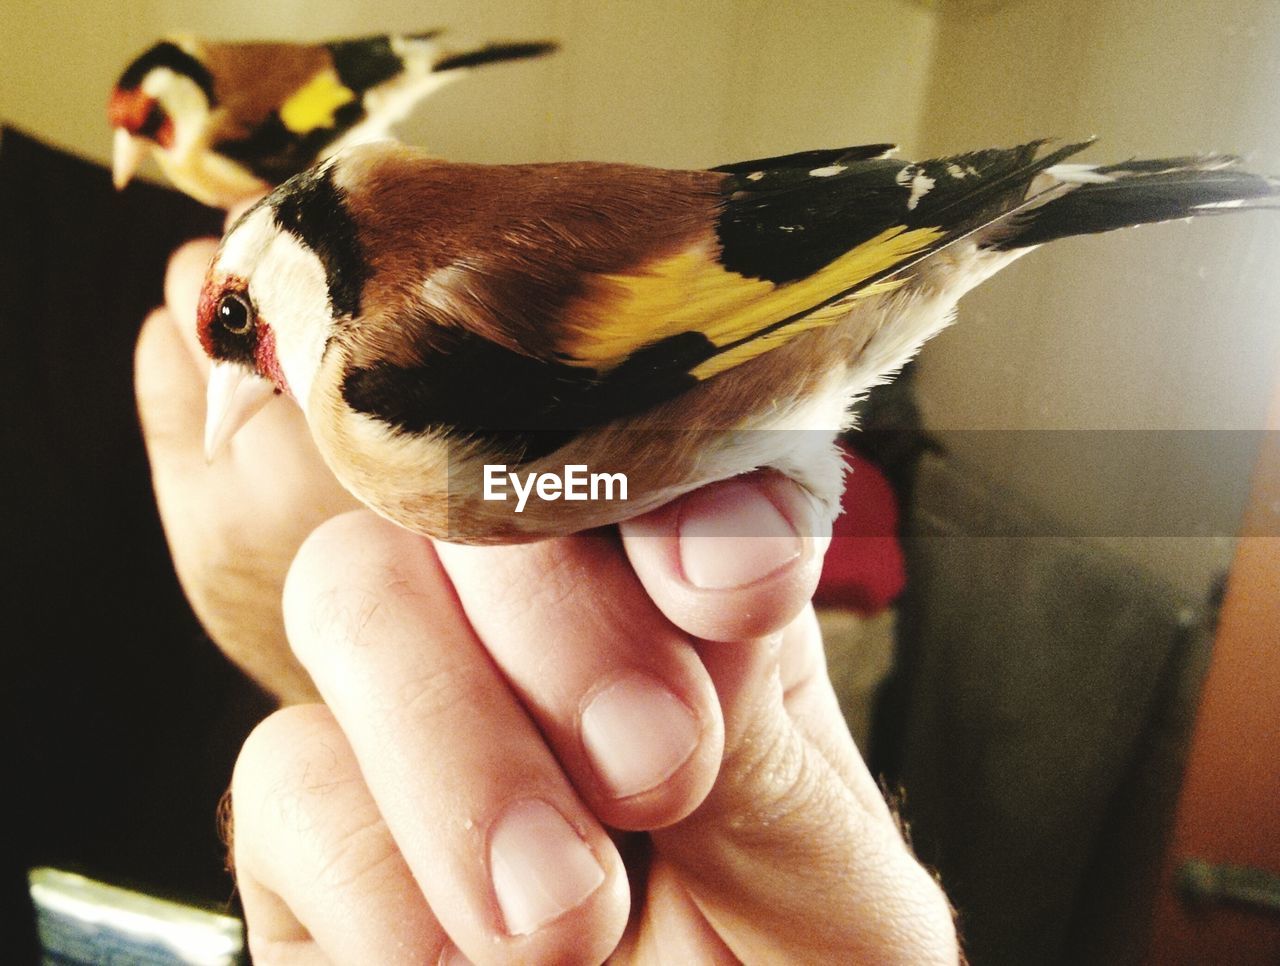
[746,171,765,181]
[809,164,847,177]
[895,165,936,211]
[946,163,968,179]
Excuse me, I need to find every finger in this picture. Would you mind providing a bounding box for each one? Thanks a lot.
[728,606,893,823]
[135,302,353,704]
[654,611,959,964]
[434,531,723,832]
[232,704,445,964]
[164,238,218,373]
[135,307,208,468]
[226,195,263,231]
[284,511,629,962]
[619,472,832,642]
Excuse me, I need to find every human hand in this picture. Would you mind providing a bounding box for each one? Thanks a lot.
[135,225,957,963]
[134,214,360,703]
[226,486,958,964]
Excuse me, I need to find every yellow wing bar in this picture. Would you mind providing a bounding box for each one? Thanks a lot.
[279,70,357,134]
[557,224,944,379]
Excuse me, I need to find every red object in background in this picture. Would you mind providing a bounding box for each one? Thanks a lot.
[814,445,906,615]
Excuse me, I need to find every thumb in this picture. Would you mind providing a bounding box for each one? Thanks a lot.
[653,612,960,965]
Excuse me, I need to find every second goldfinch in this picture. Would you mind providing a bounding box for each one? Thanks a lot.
[195,140,1277,543]
[109,31,557,207]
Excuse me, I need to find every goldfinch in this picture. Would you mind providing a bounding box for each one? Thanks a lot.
[195,139,1277,543]
[108,32,557,207]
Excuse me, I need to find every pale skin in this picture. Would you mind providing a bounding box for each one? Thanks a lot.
[133,213,961,964]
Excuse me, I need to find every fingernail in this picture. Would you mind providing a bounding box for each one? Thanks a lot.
[581,674,699,798]
[489,800,604,936]
[678,480,802,589]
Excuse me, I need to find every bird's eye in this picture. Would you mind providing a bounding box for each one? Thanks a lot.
[138,103,167,139]
[216,292,254,335]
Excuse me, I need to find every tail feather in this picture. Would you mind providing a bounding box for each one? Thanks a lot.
[432,41,559,73]
[995,156,1280,249]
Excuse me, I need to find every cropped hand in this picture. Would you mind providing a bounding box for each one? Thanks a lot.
[135,230,958,964]
[135,223,359,702]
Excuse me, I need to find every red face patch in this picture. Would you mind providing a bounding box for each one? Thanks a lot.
[195,274,225,358]
[107,88,174,148]
[254,323,291,399]
[196,275,292,399]
[107,88,151,131]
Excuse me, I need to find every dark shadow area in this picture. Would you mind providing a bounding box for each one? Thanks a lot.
[0,127,272,958]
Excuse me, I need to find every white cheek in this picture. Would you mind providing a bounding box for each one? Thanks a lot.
[251,232,333,416]
[141,69,209,154]
[140,68,170,99]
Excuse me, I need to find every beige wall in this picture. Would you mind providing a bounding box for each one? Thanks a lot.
[916,0,1280,596]
[0,0,938,169]
[2,0,1276,599]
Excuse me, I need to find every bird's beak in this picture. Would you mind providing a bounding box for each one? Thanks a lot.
[112,127,145,190]
[204,362,276,461]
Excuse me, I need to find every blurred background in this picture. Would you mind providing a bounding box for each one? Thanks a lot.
[2,0,1278,963]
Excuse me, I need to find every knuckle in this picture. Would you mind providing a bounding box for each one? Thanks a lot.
[311,809,400,894]
[380,656,493,735]
[719,722,823,835]
[233,705,335,806]
[501,544,584,614]
[233,706,367,867]
[284,515,449,684]
[283,512,413,664]
[287,579,385,668]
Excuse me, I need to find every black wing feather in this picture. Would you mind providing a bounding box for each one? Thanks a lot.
[714,139,1094,283]
[997,159,1280,249]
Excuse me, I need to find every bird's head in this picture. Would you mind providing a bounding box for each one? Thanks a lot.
[109,39,215,189]
[197,158,367,459]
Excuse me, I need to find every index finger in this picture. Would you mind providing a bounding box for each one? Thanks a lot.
[283,511,629,960]
[225,195,262,232]
[163,238,218,375]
